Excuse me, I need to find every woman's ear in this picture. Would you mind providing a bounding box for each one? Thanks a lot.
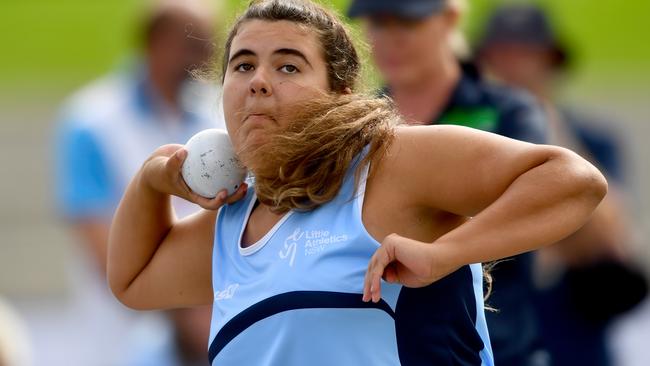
[343,87,352,94]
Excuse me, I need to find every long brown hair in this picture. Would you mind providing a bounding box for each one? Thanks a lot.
[219,0,399,213]
[243,94,399,212]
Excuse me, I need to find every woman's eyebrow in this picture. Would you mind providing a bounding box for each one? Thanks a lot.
[274,48,313,68]
[229,49,256,64]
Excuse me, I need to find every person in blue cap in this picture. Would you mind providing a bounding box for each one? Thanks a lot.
[476,4,648,366]
[348,0,549,365]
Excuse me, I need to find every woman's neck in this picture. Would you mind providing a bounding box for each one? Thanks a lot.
[241,199,287,248]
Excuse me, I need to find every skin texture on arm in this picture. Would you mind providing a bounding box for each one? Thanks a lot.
[362,125,608,302]
[107,144,247,310]
[543,186,630,266]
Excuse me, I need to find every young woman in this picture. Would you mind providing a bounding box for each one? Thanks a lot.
[107,1,607,365]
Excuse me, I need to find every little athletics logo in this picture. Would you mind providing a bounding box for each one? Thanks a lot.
[279,228,349,266]
[214,283,239,301]
[304,229,348,255]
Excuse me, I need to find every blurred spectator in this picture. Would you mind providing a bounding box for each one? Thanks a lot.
[0,297,32,366]
[476,4,648,366]
[348,0,549,365]
[52,0,222,364]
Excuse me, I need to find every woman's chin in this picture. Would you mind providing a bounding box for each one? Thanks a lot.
[245,132,269,148]
[237,132,269,160]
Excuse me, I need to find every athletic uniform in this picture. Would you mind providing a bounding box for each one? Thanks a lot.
[208,152,494,365]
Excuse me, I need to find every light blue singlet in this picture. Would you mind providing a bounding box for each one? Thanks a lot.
[208,151,494,366]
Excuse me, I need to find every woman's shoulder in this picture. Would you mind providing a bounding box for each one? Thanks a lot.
[378,124,493,168]
[362,126,470,241]
[391,123,493,141]
[369,124,525,210]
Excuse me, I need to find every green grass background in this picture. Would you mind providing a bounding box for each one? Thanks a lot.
[1,0,648,99]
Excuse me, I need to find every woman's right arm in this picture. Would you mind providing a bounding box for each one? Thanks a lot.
[107,144,247,310]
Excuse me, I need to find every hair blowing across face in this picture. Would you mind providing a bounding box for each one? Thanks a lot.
[217,0,401,213]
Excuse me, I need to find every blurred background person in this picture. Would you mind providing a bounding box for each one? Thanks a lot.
[52,0,222,364]
[347,0,549,365]
[476,4,648,366]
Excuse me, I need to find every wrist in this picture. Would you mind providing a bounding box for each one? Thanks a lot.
[138,158,169,199]
[428,238,465,279]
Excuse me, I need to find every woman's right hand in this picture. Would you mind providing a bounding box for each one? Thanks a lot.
[141,144,248,210]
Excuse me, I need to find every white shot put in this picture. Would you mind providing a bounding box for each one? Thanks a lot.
[181,129,247,198]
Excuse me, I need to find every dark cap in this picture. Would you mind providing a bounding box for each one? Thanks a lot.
[347,0,447,19]
[477,4,567,67]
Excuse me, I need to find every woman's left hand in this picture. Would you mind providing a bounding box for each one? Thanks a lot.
[362,233,459,303]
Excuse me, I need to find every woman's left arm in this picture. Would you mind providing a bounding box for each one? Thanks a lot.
[363,125,607,302]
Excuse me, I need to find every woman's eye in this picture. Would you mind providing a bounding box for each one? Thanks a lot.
[235,63,253,72]
[280,65,298,74]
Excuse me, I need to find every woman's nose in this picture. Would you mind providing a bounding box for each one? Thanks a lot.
[249,70,273,96]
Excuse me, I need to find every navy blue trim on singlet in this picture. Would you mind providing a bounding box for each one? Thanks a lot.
[208,291,396,364]
[394,265,485,365]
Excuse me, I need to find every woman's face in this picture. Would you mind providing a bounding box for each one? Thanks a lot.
[223,20,330,153]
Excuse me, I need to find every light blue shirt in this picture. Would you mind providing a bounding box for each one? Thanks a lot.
[209,153,494,365]
[53,64,223,220]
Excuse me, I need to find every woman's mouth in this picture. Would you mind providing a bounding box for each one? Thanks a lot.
[244,113,276,126]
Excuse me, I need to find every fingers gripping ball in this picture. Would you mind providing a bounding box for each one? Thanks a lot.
[181,129,247,198]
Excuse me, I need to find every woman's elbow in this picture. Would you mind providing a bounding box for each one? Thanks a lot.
[583,163,608,204]
[107,273,132,308]
[108,280,151,311]
[107,266,142,310]
[558,148,609,208]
